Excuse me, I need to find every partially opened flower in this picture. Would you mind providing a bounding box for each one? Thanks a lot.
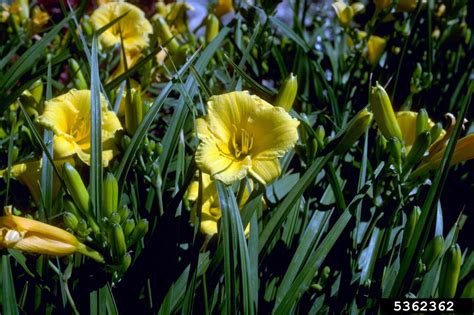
[0,206,103,262]
[195,91,299,185]
[332,1,364,27]
[187,173,251,235]
[0,158,74,204]
[90,2,153,54]
[38,89,123,166]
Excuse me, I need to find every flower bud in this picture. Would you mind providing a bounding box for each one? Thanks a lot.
[156,16,179,54]
[30,79,43,104]
[76,219,90,238]
[119,252,132,273]
[401,206,420,250]
[422,235,444,270]
[110,212,121,224]
[274,73,298,112]
[376,133,388,161]
[68,59,88,90]
[111,223,127,259]
[416,108,429,135]
[118,206,131,223]
[429,122,443,146]
[64,198,81,218]
[125,88,143,135]
[334,108,373,155]
[438,244,462,298]
[103,172,118,218]
[371,82,402,140]
[205,14,219,45]
[123,219,136,237]
[63,212,79,230]
[461,279,474,298]
[128,218,149,247]
[62,163,90,217]
[403,131,431,174]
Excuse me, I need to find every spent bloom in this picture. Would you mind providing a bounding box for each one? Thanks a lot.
[38,89,122,166]
[90,2,153,54]
[195,91,299,185]
[0,206,103,261]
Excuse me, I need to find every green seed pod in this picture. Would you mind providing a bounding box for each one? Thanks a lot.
[461,279,474,298]
[128,218,149,247]
[123,219,136,238]
[274,73,298,112]
[334,108,373,155]
[103,173,118,218]
[401,206,420,250]
[422,235,444,270]
[438,244,462,298]
[416,108,429,135]
[68,59,88,90]
[429,122,443,146]
[156,16,179,54]
[388,137,403,172]
[118,206,131,223]
[110,212,121,224]
[62,163,90,216]
[63,212,79,230]
[403,131,431,174]
[111,223,127,259]
[370,82,402,140]
[205,14,219,45]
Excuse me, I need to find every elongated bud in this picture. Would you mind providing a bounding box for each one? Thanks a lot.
[63,212,79,230]
[371,83,402,140]
[401,206,420,249]
[110,212,121,224]
[315,126,325,143]
[125,88,143,135]
[388,137,403,172]
[63,198,81,218]
[205,14,219,45]
[128,218,149,246]
[62,163,90,216]
[403,131,431,174]
[123,219,136,237]
[120,253,132,273]
[118,206,131,223]
[156,16,179,54]
[334,108,373,155]
[416,108,429,135]
[111,223,127,259]
[422,235,444,270]
[68,59,88,90]
[103,173,118,218]
[438,244,462,298]
[76,219,90,238]
[461,279,474,298]
[429,122,443,145]
[376,133,388,161]
[274,73,298,112]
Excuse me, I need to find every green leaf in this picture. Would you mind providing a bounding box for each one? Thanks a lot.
[1,255,19,315]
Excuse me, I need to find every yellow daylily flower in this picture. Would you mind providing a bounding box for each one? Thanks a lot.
[396,111,445,152]
[215,0,234,17]
[187,173,251,236]
[155,0,193,33]
[195,91,299,185]
[366,35,387,67]
[0,158,74,204]
[38,89,123,167]
[108,51,142,82]
[332,1,364,27]
[0,206,103,262]
[90,2,153,54]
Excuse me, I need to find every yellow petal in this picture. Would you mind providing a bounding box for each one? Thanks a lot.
[367,35,387,67]
[396,111,445,151]
[215,0,234,17]
[249,158,282,185]
[13,236,78,256]
[53,136,76,159]
[332,1,353,27]
[196,117,212,140]
[249,106,300,159]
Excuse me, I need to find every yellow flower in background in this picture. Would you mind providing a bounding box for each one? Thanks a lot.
[155,0,193,33]
[332,1,364,27]
[367,35,387,67]
[195,91,299,185]
[38,89,123,167]
[0,206,103,261]
[0,158,74,204]
[187,173,251,235]
[396,111,445,152]
[90,2,153,54]
[215,0,234,17]
[30,6,49,30]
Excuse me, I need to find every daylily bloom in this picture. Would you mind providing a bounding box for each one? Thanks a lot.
[0,206,103,262]
[195,91,299,185]
[187,173,251,236]
[38,89,123,166]
[90,2,153,54]
[367,35,387,67]
[396,111,445,152]
[215,0,234,17]
[0,158,74,204]
[332,1,364,27]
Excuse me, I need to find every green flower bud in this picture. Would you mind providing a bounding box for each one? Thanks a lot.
[416,108,429,135]
[63,198,81,218]
[123,219,136,238]
[118,206,131,223]
[110,212,121,224]
[370,82,402,140]
[68,59,88,90]
[429,122,443,146]
[63,212,79,230]
[315,126,325,143]
[422,235,444,270]
[121,135,132,150]
[120,252,132,273]
[388,137,403,172]
[274,73,298,112]
[403,131,431,174]
[156,16,179,54]
[128,218,149,247]
[62,163,90,217]
[376,133,388,161]
[334,108,373,155]
[77,219,90,238]
[155,142,164,155]
[111,223,127,259]
[205,14,219,45]
[103,172,119,218]
[401,206,420,250]
[125,88,143,135]
[438,244,462,298]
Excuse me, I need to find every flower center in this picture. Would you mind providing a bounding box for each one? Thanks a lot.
[232,125,253,158]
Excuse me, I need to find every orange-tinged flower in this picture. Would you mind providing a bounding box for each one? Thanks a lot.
[195,91,299,185]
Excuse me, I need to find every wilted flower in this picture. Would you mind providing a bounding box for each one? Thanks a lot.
[90,2,153,54]
[367,35,387,66]
[187,173,251,235]
[0,206,103,262]
[332,1,364,27]
[215,0,234,17]
[195,91,299,185]
[38,89,123,166]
